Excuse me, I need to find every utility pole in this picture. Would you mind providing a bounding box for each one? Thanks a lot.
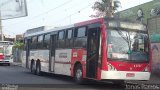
[0,11,4,41]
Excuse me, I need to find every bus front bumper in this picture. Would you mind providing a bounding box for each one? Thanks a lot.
[0,61,10,64]
[0,59,13,64]
[101,70,151,80]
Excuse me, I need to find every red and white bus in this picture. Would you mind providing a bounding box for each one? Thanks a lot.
[23,18,151,84]
[0,41,14,66]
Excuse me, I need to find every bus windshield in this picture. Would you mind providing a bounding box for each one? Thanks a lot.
[0,47,4,54]
[107,29,149,61]
[5,45,13,55]
[0,41,13,56]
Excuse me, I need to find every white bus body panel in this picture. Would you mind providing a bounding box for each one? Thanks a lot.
[30,50,49,72]
[54,49,72,76]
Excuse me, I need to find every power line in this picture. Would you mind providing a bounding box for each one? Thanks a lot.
[29,0,73,20]
[2,27,17,35]
[64,0,91,12]
[3,0,95,37]
[25,1,94,27]
[4,0,95,29]
[2,0,95,37]
[6,0,73,26]
[51,2,94,25]
[25,2,93,28]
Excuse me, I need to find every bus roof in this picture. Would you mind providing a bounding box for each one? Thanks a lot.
[24,17,145,38]
[24,18,104,38]
[24,24,74,38]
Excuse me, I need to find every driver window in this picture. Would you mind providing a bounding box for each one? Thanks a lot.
[131,35,145,52]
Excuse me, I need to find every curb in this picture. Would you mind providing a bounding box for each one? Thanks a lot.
[11,62,22,67]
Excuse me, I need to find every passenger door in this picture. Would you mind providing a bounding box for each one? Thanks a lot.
[86,27,100,78]
[50,34,57,72]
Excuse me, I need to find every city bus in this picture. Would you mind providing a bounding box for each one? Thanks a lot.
[0,41,14,66]
[23,18,151,84]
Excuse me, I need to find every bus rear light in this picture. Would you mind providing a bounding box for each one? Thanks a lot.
[108,63,117,71]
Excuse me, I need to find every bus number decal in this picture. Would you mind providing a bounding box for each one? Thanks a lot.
[73,52,78,57]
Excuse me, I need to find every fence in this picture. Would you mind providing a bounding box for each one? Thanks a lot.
[13,48,23,62]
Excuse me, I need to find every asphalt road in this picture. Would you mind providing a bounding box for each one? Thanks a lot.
[0,64,160,90]
[0,65,125,90]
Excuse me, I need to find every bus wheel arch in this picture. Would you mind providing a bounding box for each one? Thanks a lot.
[74,62,84,84]
[36,59,41,75]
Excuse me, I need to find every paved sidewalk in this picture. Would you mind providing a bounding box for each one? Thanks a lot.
[11,62,22,67]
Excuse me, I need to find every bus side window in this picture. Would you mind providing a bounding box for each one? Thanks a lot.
[43,34,50,49]
[37,35,43,49]
[65,29,73,48]
[74,27,87,48]
[57,30,65,48]
[31,36,37,50]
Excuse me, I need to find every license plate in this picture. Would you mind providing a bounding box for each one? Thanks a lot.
[126,73,135,77]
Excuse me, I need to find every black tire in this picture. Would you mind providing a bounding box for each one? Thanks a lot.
[31,62,36,74]
[74,64,84,84]
[36,63,41,76]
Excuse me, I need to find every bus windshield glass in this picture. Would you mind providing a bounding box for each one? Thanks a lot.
[4,45,13,55]
[0,42,13,55]
[0,47,4,54]
[107,29,149,61]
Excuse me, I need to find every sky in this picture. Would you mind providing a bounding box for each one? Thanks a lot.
[1,0,152,38]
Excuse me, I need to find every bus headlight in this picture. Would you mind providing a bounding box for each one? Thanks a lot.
[143,65,150,72]
[108,64,117,71]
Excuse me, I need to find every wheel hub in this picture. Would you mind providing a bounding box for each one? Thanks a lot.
[76,69,82,80]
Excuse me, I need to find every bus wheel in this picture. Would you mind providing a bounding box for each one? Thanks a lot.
[31,62,36,74]
[74,64,84,84]
[36,63,41,76]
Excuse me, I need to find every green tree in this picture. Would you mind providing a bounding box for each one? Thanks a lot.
[92,0,121,17]
[14,41,24,49]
